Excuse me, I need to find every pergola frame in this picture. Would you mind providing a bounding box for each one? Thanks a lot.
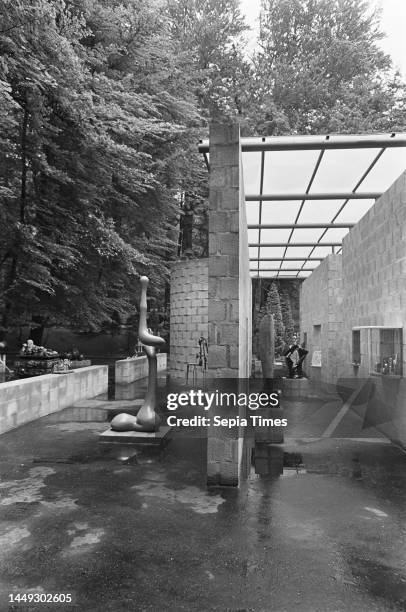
[245,192,382,201]
[199,133,406,278]
[198,134,406,154]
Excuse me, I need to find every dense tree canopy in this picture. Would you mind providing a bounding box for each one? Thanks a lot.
[0,0,405,338]
[166,0,250,118]
[0,0,201,334]
[165,0,251,260]
[249,0,406,134]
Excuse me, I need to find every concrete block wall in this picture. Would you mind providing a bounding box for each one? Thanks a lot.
[341,171,406,368]
[300,170,406,447]
[340,171,406,446]
[208,123,240,380]
[169,259,208,379]
[206,122,252,486]
[300,254,344,385]
[115,353,167,384]
[208,122,252,380]
[0,365,108,435]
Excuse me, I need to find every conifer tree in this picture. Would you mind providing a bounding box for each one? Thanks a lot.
[265,282,285,354]
[280,287,294,342]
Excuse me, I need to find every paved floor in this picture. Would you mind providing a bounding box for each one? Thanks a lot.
[0,383,405,611]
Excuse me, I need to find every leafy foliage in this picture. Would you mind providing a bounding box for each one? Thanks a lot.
[165,0,251,259]
[264,282,285,354]
[280,286,295,341]
[1,0,405,341]
[0,0,200,334]
[249,0,406,134]
[166,0,251,119]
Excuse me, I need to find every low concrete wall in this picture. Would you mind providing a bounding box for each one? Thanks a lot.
[115,353,167,384]
[0,365,108,435]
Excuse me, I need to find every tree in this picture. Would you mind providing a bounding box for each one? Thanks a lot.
[165,0,252,260]
[280,286,294,341]
[166,0,251,120]
[249,0,406,134]
[265,282,285,354]
[0,0,201,338]
[0,0,90,335]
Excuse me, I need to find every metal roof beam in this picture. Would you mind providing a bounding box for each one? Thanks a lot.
[250,275,307,280]
[248,223,353,229]
[250,257,323,261]
[250,268,316,272]
[245,192,381,201]
[249,242,342,247]
[199,133,406,153]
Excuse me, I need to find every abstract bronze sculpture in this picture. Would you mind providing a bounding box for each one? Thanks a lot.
[111,276,165,432]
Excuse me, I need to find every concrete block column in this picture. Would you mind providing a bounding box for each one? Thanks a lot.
[207,122,252,486]
[208,122,251,380]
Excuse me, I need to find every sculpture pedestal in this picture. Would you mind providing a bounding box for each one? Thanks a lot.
[280,377,310,398]
[99,425,172,446]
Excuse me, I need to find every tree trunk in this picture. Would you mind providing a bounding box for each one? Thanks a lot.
[29,316,46,345]
[20,104,28,222]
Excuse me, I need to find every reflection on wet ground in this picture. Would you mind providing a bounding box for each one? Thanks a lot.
[0,376,405,611]
[252,445,306,478]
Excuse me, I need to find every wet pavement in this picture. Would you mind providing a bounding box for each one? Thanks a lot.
[0,380,405,611]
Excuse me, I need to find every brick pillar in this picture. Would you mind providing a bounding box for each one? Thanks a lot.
[208,122,241,378]
[206,122,252,486]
